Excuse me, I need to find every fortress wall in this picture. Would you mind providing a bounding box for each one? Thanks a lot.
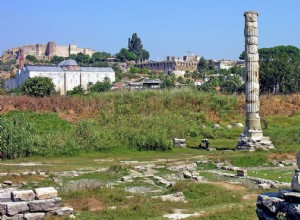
[22,45,38,56]
[3,42,97,59]
[83,48,95,57]
[35,44,47,57]
[56,45,69,57]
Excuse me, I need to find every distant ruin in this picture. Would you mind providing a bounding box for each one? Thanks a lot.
[2,41,97,61]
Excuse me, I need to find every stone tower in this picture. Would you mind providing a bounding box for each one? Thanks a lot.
[18,48,24,69]
[45,41,56,57]
[237,11,274,150]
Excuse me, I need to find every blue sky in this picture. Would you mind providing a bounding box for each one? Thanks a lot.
[0,0,299,60]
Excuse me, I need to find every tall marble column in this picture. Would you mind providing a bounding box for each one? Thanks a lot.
[244,11,263,140]
[237,11,274,150]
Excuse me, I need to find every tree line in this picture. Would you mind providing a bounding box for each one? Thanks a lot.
[240,45,300,94]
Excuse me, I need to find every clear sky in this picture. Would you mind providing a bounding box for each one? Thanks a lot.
[0,0,299,60]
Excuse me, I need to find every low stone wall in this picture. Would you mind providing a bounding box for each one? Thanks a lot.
[0,187,74,219]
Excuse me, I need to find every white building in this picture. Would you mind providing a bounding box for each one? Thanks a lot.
[4,60,115,95]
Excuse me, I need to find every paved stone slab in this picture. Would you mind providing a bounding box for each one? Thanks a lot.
[34,187,57,200]
[12,190,35,201]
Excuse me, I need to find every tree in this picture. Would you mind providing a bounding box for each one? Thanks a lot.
[50,55,65,64]
[141,49,150,60]
[69,54,77,60]
[239,51,246,60]
[26,55,38,63]
[128,33,150,60]
[91,52,111,62]
[197,57,208,79]
[116,48,136,61]
[221,74,243,94]
[21,77,55,97]
[128,33,143,59]
[75,53,91,66]
[259,45,300,94]
[208,60,215,71]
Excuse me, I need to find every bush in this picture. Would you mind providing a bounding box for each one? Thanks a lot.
[26,55,38,63]
[21,77,55,97]
[88,77,112,93]
[67,85,85,95]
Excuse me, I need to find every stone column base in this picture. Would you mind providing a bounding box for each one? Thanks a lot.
[236,133,275,151]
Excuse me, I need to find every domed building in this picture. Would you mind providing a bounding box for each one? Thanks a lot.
[4,59,115,95]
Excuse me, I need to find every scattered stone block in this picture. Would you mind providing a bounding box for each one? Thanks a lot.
[30,171,37,176]
[226,125,232,129]
[182,171,192,179]
[12,190,35,201]
[24,213,45,220]
[213,124,221,128]
[63,179,101,192]
[121,176,132,182]
[36,171,46,176]
[153,192,186,202]
[258,183,271,189]
[51,207,74,216]
[236,169,247,177]
[234,123,244,128]
[173,138,186,147]
[3,180,12,186]
[5,201,29,216]
[34,187,57,200]
[21,171,30,176]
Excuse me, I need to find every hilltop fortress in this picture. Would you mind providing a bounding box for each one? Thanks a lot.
[2,41,97,60]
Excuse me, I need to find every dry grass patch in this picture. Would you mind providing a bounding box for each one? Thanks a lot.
[64,197,106,212]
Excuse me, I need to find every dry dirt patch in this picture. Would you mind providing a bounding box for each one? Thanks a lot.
[66,197,106,212]
[268,153,296,161]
